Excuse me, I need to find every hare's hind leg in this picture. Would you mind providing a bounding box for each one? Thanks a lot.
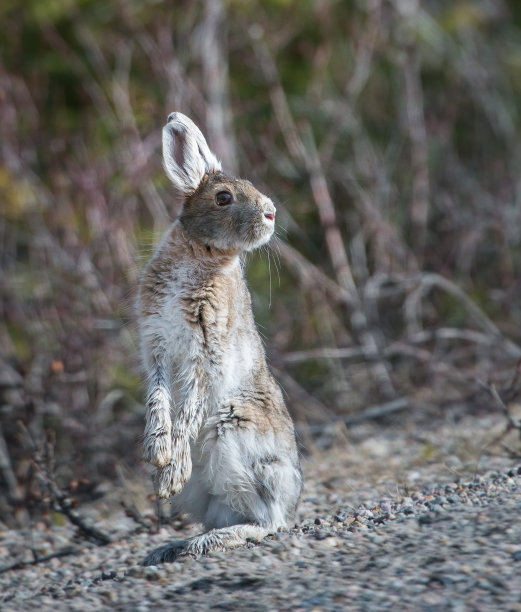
[142,403,301,565]
[142,524,269,565]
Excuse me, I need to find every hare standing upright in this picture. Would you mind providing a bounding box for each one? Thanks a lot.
[138,113,302,564]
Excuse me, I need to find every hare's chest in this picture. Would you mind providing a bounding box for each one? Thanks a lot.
[157,277,234,358]
[157,276,255,393]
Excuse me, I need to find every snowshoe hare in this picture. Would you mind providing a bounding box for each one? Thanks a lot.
[139,113,302,564]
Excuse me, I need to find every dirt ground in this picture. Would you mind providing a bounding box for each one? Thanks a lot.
[1,409,521,611]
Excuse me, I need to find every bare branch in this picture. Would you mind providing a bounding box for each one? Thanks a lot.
[32,451,111,546]
[477,380,521,432]
[200,0,238,174]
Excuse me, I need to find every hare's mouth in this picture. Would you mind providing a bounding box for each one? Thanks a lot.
[247,219,274,250]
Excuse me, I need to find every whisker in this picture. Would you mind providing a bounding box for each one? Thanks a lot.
[269,236,282,286]
[267,247,272,308]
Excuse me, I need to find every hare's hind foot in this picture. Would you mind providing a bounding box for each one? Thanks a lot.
[142,525,269,565]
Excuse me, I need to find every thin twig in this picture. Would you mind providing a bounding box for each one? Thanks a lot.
[297,397,410,435]
[404,273,521,358]
[477,380,521,431]
[476,377,521,457]
[402,39,430,260]
[0,424,19,503]
[0,546,80,575]
[116,466,153,533]
[504,358,521,404]
[32,449,112,546]
[271,365,336,422]
[282,327,504,364]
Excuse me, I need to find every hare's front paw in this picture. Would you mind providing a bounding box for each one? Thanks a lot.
[143,428,173,467]
[156,437,192,499]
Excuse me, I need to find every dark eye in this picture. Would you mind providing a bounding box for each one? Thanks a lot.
[215,191,232,206]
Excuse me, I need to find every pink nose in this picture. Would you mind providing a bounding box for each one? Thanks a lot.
[265,213,275,221]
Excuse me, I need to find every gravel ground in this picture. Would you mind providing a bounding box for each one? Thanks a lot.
[1,412,521,611]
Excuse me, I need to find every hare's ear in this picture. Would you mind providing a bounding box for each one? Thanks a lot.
[162,112,222,194]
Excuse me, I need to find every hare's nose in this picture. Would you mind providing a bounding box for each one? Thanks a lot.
[264,202,276,221]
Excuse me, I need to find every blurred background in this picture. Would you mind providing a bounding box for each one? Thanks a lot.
[1,0,521,527]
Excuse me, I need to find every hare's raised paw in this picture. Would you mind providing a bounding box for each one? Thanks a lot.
[156,455,192,499]
[142,540,191,566]
[143,431,172,467]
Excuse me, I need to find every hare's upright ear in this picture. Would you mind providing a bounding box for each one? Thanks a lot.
[162,112,222,194]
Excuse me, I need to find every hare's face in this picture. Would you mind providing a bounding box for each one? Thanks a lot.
[162,112,276,252]
[180,173,276,252]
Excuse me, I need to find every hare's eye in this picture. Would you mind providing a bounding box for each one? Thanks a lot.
[215,191,232,206]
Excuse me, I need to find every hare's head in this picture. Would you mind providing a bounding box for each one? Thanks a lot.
[162,113,276,253]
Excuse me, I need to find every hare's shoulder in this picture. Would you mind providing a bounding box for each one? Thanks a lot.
[138,256,180,319]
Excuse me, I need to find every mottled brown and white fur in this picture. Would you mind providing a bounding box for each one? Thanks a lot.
[138,113,302,564]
